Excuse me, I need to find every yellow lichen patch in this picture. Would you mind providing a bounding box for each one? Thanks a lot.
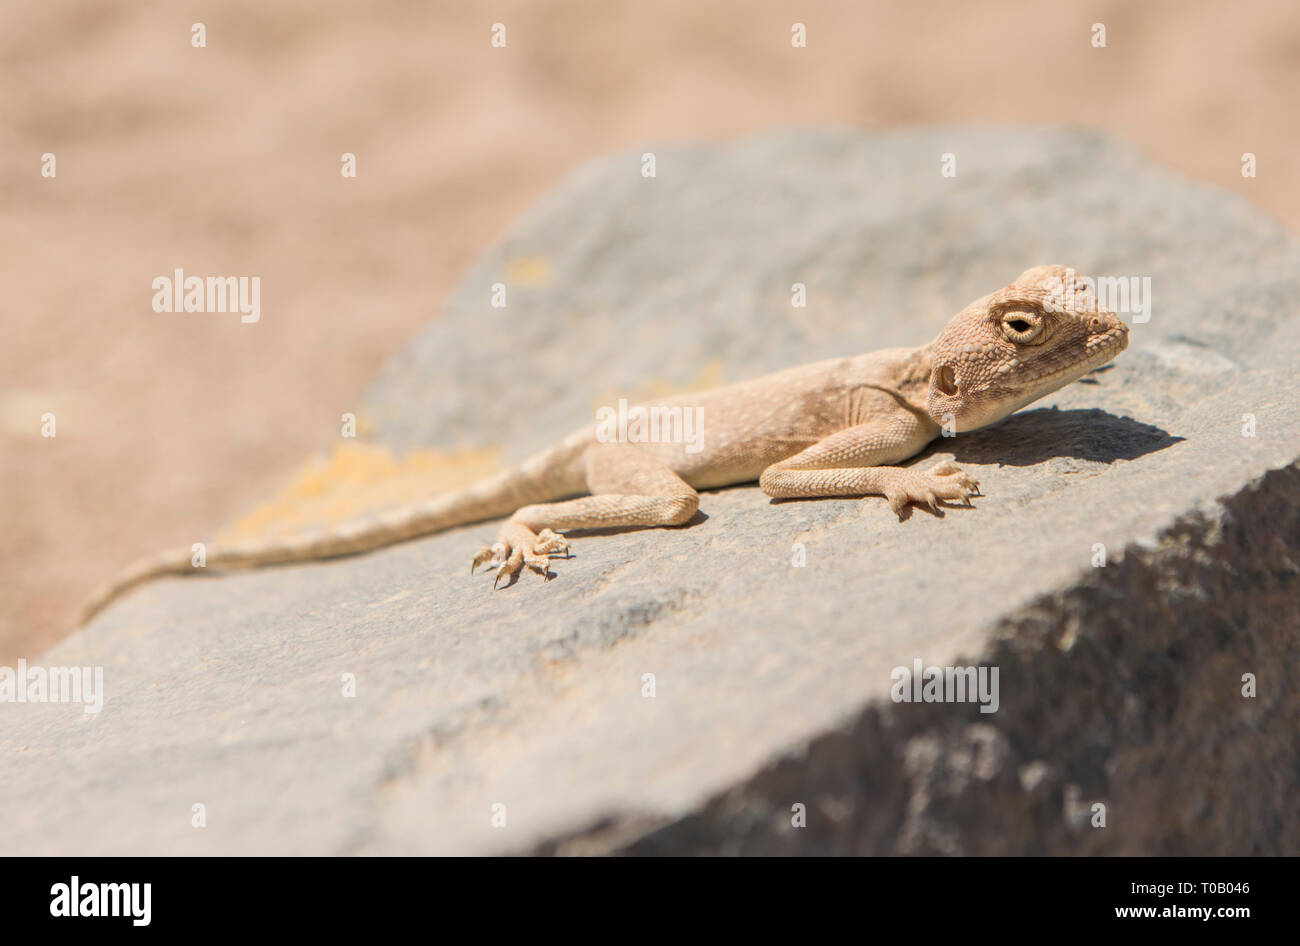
[219,441,502,542]
[503,256,551,286]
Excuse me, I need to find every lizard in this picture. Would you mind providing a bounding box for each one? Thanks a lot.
[77,265,1129,625]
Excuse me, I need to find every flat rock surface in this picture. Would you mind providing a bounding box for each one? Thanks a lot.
[5,129,1297,854]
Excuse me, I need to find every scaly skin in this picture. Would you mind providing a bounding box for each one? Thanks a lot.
[78,265,1129,622]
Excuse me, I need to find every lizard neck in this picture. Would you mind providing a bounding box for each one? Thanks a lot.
[891,343,934,408]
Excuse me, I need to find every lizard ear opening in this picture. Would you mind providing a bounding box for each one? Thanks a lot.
[935,364,958,396]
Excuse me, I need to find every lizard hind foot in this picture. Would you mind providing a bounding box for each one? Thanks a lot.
[476,522,568,588]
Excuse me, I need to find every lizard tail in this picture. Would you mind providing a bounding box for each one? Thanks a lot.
[75,438,589,627]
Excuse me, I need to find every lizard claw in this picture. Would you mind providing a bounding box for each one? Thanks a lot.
[471,542,507,574]
[493,554,548,588]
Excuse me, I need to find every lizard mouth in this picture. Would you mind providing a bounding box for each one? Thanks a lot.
[1079,323,1130,371]
[1017,324,1130,393]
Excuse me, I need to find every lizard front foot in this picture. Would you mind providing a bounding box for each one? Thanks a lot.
[884,461,981,517]
[470,523,568,588]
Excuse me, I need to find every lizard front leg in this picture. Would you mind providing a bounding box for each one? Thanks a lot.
[758,414,979,517]
[472,442,699,587]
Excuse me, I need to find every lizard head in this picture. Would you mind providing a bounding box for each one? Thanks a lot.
[926,266,1129,432]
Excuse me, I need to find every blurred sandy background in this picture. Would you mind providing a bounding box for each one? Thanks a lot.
[3,0,1298,662]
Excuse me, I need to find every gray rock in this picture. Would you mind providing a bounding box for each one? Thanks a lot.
[4,129,1297,855]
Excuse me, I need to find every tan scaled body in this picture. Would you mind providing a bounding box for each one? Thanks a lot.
[78,265,1129,623]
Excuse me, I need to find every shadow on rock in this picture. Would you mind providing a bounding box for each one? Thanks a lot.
[940,407,1183,467]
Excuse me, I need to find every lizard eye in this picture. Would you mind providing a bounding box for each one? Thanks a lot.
[1001,311,1042,343]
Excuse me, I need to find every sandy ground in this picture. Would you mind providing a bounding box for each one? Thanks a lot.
[3,0,1299,662]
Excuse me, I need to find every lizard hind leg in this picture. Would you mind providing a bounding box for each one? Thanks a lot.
[474,442,699,588]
